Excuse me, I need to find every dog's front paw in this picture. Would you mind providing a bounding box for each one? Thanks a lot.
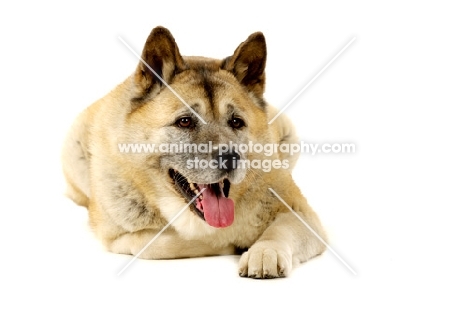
[238,242,292,279]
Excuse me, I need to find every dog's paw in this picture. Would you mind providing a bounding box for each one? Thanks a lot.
[238,242,292,279]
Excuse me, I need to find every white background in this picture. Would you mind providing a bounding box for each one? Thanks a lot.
[1,1,467,310]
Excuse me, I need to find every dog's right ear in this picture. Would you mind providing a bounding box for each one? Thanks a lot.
[133,26,185,100]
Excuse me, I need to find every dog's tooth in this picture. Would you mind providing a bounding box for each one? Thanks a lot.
[199,194,203,200]
[189,183,196,191]
[220,180,224,188]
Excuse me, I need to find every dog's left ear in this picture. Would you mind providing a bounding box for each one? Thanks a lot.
[222,32,267,97]
[133,26,186,99]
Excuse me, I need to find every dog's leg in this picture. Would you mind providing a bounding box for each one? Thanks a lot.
[109,229,236,259]
[238,209,326,278]
[62,110,91,207]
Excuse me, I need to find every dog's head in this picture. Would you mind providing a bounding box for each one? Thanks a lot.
[122,27,274,228]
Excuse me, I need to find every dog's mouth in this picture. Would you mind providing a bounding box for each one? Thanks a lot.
[169,169,234,228]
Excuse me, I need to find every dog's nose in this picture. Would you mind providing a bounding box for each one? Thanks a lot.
[216,151,240,172]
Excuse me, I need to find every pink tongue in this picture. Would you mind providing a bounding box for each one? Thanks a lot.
[196,184,234,228]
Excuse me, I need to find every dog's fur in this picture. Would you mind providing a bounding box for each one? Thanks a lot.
[62,26,326,278]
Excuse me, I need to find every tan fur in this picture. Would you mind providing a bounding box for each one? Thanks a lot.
[62,26,326,278]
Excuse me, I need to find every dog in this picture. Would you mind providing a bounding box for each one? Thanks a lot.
[62,26,327,278]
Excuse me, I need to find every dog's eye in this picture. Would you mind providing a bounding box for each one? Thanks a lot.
[229,117,245,129]
[177,117,192,128]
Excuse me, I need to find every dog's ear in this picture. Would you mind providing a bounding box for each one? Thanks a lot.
[133,26,185,99]
[222,32,267,97]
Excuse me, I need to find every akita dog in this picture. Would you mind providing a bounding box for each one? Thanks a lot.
[62,26,326,278]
